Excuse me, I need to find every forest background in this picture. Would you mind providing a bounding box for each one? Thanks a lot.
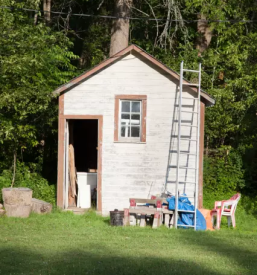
[1,0,257,214]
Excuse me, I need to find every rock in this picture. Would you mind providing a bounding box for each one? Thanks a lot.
[0,209,5,216]
[2,188,32,206]
[31,198,52,214]
[0,203,3,209]
[4,204,31,218]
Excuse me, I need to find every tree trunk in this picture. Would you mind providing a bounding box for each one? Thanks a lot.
[43,0,51,24]
[109,0,132,56]
[196,14,212,54]
[11,149,17,188]
[34,12,38,25]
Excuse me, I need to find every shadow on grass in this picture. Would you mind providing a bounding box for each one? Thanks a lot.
[1,212,257,275]
[176,229,257,274]
[0,246,220,275]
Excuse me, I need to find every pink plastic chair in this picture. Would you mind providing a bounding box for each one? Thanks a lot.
[211,193,241,229]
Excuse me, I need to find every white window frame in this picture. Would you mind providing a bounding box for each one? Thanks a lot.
[119,100,142,142]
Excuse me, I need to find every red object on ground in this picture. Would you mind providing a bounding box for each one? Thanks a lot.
[210,193,241,230]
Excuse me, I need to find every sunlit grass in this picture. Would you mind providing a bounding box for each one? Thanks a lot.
[0,209,256,275]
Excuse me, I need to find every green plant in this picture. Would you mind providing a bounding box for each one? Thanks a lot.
[203,146,245,195]
[0,161,56,204]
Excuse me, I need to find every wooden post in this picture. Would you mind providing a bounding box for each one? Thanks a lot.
[140,214,146,227]
[123,208,130,226]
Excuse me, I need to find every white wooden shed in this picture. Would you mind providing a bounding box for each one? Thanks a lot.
[55,44,215,215]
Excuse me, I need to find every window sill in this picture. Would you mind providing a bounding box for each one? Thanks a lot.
[114,141,146,144]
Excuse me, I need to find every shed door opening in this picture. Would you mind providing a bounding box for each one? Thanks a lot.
[67,119,98,209]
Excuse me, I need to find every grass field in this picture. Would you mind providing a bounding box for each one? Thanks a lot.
[0,208,257,275]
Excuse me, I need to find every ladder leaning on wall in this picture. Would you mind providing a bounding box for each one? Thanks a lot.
[165,61,202,230]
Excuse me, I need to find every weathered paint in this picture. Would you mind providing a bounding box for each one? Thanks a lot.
[54,45,215,106]
[60,53,206,214]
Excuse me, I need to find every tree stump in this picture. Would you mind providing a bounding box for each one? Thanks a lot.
[31,198,52,214]
[2,188,32,205]
[2,187,32,218]
[4,204,31,218]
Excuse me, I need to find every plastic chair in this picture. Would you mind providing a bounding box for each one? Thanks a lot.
[211,193,241,229]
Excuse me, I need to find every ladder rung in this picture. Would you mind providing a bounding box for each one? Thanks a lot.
[180,138,197,141]
[177,210,196,213]
[168,151,197,155]
[182,83,199,87]
[183,69,199,73]
[181,110,198,114]
[180,152,197,156]
[182,97,198,100]
[177,181,196,184]
[181,166,196,169]
[166,181,196,184]
[180,124,198,128]
[168,166,197,170]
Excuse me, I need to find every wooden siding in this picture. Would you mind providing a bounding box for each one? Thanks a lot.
[64,53,201,214]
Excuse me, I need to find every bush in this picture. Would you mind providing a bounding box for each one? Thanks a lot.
[203,146,245,194]
[0,162,56,204]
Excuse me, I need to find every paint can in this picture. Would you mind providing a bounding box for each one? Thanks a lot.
[110,209,124,226]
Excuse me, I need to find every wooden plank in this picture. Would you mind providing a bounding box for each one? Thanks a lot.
[129,198,166,204]
[68,144,77,198]
[140,214,146,227]
[123,208,130,226]
[129,207,159,215]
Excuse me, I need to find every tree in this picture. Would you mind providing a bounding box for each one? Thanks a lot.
[109,0,132,56]
[0,0,77,186]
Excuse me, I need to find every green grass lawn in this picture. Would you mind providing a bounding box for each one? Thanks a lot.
[0,209,257,275]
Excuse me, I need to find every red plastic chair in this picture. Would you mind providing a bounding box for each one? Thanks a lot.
[211,193,241,229]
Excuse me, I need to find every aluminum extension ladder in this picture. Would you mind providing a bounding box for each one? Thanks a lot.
[166,61,201,230]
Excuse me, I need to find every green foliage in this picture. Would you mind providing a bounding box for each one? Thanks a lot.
[203,147,245,194]
[0,0,78,174]
[0,0,257,210]
[0,162,56,204]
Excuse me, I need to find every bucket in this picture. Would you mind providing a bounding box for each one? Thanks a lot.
[110,209,124,226]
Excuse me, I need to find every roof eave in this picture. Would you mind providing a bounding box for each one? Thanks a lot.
[53,44,215,106]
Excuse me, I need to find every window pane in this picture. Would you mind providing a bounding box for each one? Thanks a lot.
[121,101,130,112]
[132,102,140,113]
[131,114,140,125]
[131,126,140,137]
[121,126,126,137]
[121,126,130,137]
[121,113,130,120]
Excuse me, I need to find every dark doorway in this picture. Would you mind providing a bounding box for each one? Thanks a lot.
[72,120,98,172]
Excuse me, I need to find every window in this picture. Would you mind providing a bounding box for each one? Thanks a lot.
[114,95,147,142]
[120,100,141,138]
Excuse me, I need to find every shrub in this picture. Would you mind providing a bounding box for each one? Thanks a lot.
[203,146,245,195]
[0,162,56,204]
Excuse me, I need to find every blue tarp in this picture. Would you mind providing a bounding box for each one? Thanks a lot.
[166,195,206,230]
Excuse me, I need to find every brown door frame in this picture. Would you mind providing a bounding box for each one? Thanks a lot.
[57,102,103,212]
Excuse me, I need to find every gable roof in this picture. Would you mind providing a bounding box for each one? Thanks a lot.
[54,44,215,106]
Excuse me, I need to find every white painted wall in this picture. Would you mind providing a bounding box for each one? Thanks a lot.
[64,53,199,215]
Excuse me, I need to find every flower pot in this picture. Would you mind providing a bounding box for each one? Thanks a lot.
[2,187,33,218]
[2,187,32,205]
